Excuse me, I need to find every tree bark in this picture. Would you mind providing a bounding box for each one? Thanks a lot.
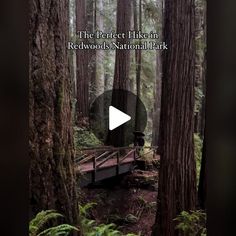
[153,0,197,234]
[134,0,142,131]
[29,0,78,224]
[106,0,132,147]
[76,0,89,125]
[113,0,131,90]
[152,52,162,147]
[87,0,97,101]
[96,0,105,97]
[152,0,163,148]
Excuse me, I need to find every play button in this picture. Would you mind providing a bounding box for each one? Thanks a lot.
[89,89,147,147]
[109,106,131,131]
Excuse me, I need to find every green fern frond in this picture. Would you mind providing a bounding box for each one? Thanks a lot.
[78,203,139,236]
[29,210,78,236]
[29,210,64,235]
[174,210,206,236]
[37,224,78,236]
[94,223,116,234]
[79,202,97,217]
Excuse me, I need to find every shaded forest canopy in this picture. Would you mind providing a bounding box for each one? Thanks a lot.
[69,0,164,144]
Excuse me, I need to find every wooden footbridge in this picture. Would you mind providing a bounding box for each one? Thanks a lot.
[75,146,158,187]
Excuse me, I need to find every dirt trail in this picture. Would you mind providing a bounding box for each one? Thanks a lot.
[80,170,158,236]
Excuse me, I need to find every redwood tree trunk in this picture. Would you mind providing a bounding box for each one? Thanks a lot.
[134,0,142,131]
[87,0,97,101]
[29,0,78,224]
[152,52,162,147]
[96,0,105,97]
[76,0,89,124]
[113,0,131,90]
[153,0,197,234]
[106,0,131,147]
[152,0,163,148]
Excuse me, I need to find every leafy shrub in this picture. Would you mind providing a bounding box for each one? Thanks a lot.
[79,203,139,236]
[29,210,78,236]
[174,210,206,236]
[74,127,102,148]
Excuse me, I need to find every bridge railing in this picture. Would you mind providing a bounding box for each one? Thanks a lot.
[75,146,159,171]
[75,146,136,166]
[75,146,159,185]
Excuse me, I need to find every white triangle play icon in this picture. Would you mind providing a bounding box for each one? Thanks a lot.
[109,106,131,131]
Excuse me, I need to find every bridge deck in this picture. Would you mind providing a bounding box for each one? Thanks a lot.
[76,155,135,172]
[75,146,158,187]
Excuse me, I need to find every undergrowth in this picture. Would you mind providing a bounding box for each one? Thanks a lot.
[174,210,206,236]
[74,126,102,148]
[79,203,139,236]
[29,210,78,236]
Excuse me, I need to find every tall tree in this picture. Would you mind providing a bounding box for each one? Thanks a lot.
[76,0,89,124]
[134,0,142,131]
[29,0,78,224]
[152,0,163,147]
[113,0,132,90]
[87,0,97,101]
[96,0,105,96]
[106,0,132,147]
[153,0,197,234]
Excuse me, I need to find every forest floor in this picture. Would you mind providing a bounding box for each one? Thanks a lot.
[80,169,158,236]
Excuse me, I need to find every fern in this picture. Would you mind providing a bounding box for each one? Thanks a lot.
[79,203,139,236]
[79,202,97,218]
[174,210,206,236]
[37,224,78,236]
[29,210,78,236]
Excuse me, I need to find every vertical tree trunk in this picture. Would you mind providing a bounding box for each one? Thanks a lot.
[96,0,105,97]
[29,0,78,224]
[152,52,162,147]
[134,0,142,131]
[76,0,89,125]
[106,0,132,147]
[69,0,77,99]
[87,0,97,101]
[152,0,163,148]
[153,0,197,234]
[113,0,131,90]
